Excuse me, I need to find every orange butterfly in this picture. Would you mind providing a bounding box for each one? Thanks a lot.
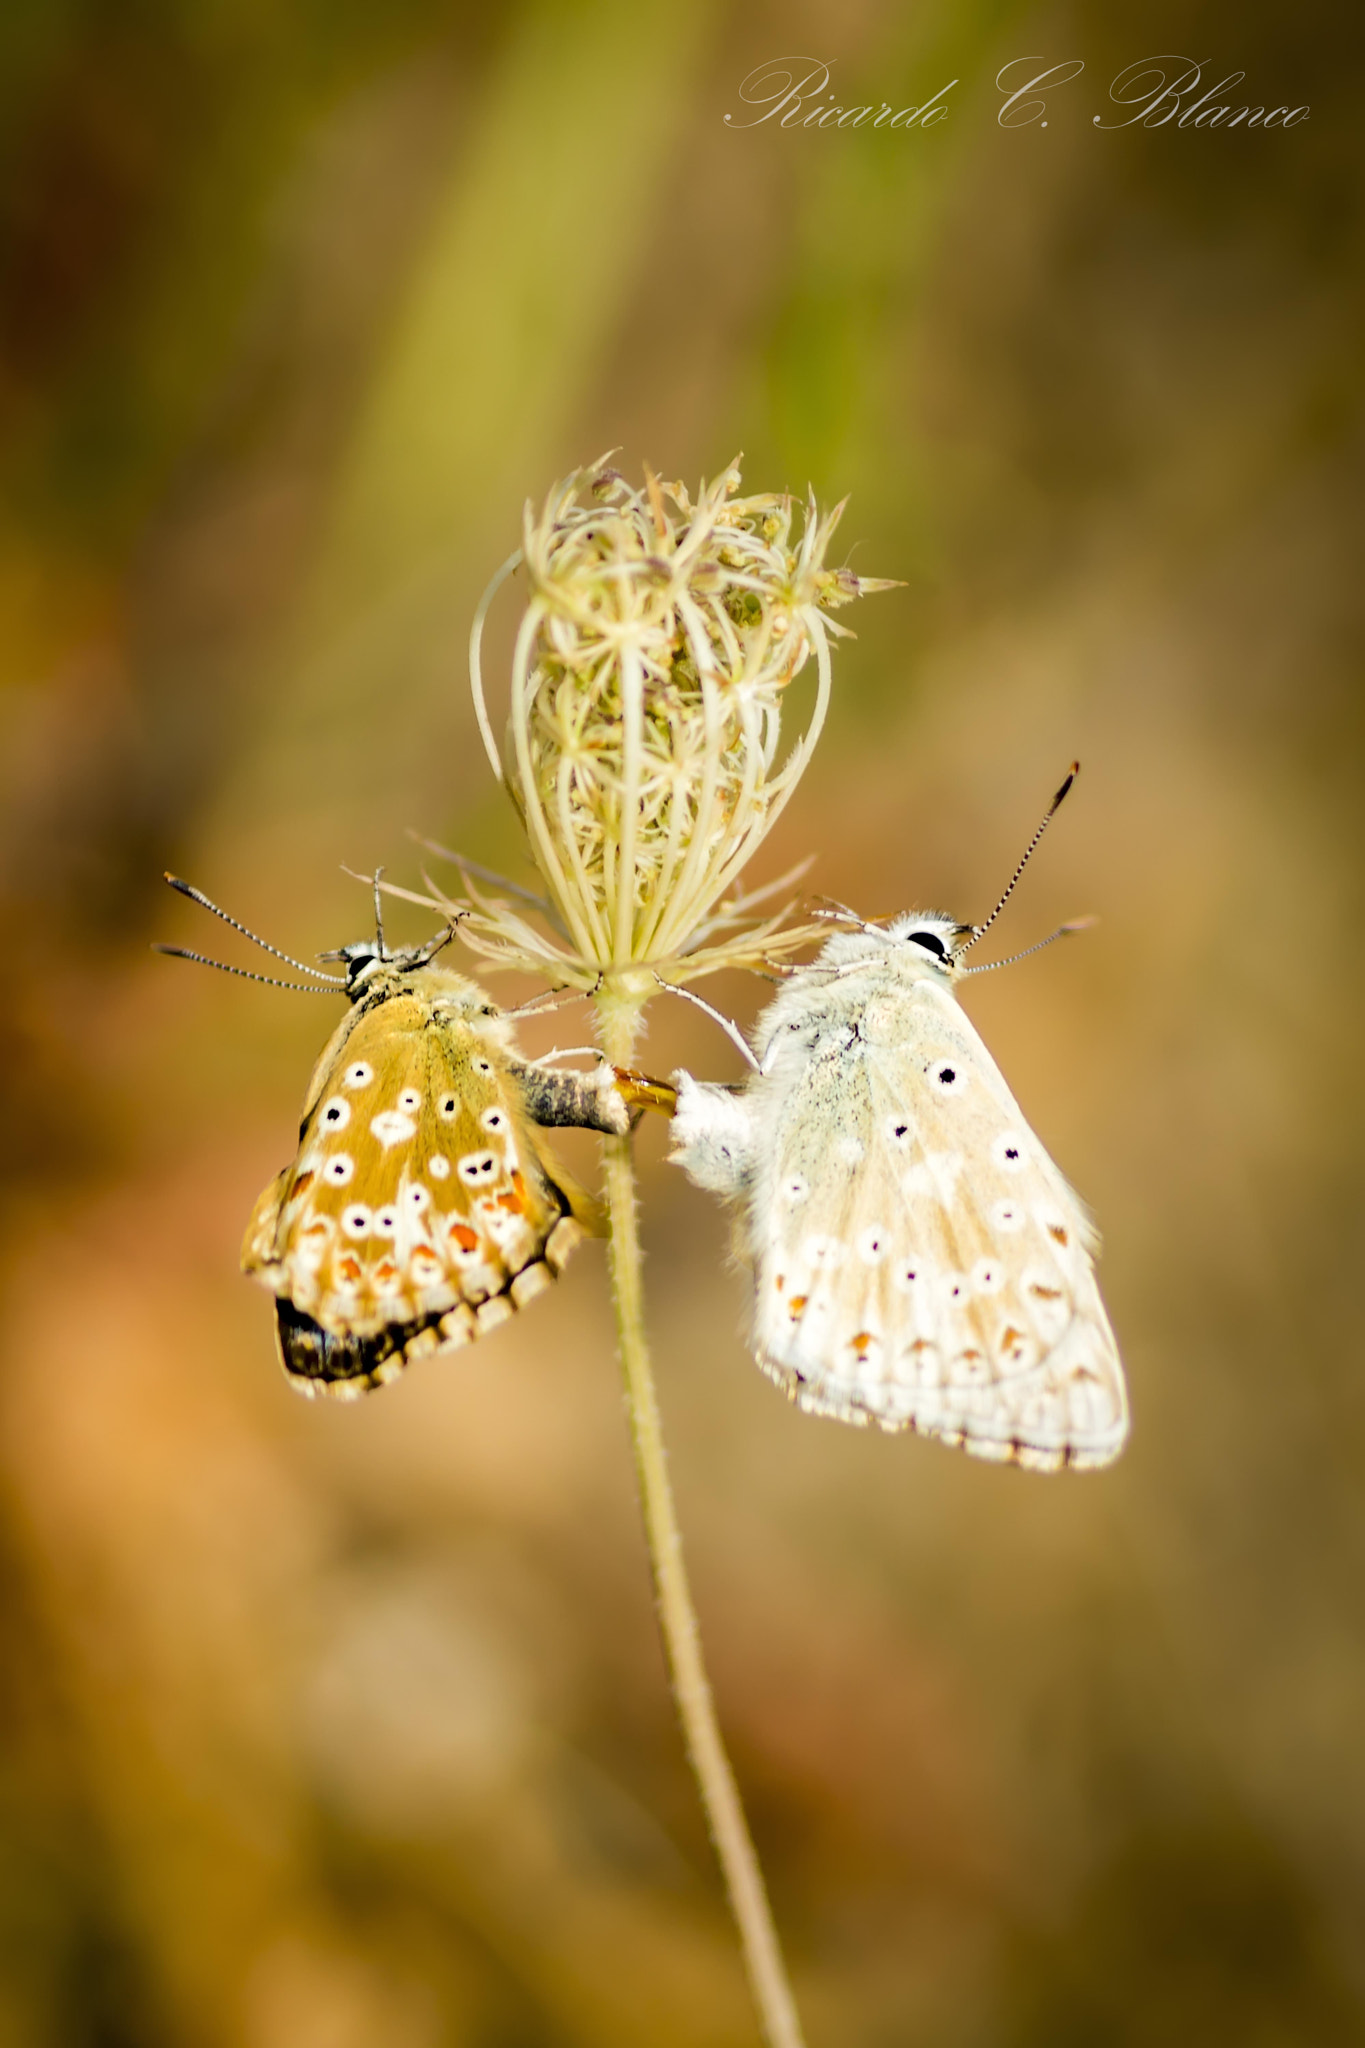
[160,878,626,1398]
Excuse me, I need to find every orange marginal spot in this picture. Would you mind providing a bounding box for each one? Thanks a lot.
[850,1330,873,1357]
[373,1260,399,1285]
[788,1294,808,1320]
[1029,1282,1063,1301]
[775,1273,785,1293]
[302,1217,330,1239]
[1000,1325,1026,1350]
[1048,1225,1070,1246]
[291,1171,315,1199]
[338,1254,362,1283]
[909,1337,933,1353]
[449,1222,480,1253]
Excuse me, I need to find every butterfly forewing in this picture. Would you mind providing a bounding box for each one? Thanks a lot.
[243,967,589,1398]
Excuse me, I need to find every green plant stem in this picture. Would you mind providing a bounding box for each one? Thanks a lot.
[596,990,807,2048]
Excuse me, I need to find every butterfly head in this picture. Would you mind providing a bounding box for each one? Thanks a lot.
[318,897,464,1002]
[884,912,975,977]
[809,910,973,983]
[320,935,447,999]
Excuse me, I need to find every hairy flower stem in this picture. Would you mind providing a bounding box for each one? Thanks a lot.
[596,986,807,2048]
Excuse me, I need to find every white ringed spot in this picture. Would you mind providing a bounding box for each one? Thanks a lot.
[929,1058,968,1095]
[438,1094,459,1120]
[319,1095,351,1131]
[428,1154,450,1180]
[373,1206,398,1237]
[856,1225,889,1266]
[403,1183,430,1212]
[992,1199,1025,1234]
[458,1150,500,1185]
[397,1087,422,1114]
[370,1110,416,1147]
[782,1175,809,1204]
[343,1062,372,1090]
[480,1107,509,1134]
[341,1203,372,1238]
[322,1154,354,1186]
[971,1257,1005,1295]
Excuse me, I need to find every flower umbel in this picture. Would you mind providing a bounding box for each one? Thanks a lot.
[461,457,897,994]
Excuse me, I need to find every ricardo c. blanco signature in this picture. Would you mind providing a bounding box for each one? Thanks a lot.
[724,55,1309,132]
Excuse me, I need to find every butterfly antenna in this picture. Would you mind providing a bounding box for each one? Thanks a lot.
[653,976,760,1072]
[152,946,341,994]
[956,762,1079,958]
[957,917,1096,977]
[161,875,346,983]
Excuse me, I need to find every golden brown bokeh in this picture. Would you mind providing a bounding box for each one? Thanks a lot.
[1,2,1361,2042]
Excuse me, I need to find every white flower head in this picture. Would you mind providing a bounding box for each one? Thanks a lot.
[455,456,897,992]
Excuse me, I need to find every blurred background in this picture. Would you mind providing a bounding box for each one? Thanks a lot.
[0,0,1361,2042]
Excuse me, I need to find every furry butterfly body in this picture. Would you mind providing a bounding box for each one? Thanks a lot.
[668,912,1129,1470]
[242,943,626,1399]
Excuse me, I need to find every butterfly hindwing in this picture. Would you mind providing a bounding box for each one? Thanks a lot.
[748,977,1125,1468]
[242,964,598,1398]
[670,917,1129,1470]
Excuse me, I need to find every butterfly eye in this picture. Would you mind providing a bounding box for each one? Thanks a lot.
[343,1062,373,1090]
[320,1096,351,1130]
[907,929,948,959]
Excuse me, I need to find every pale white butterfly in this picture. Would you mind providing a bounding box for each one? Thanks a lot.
[666,767,1129,1471]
